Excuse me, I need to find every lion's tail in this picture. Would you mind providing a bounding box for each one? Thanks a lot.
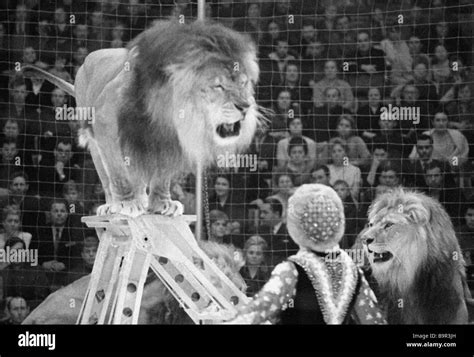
[22,65,75,97]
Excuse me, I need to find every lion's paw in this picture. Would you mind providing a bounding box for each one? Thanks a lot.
[97,200,147,217]
[148,199,184,217]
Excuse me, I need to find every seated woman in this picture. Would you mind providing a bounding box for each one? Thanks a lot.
[327,138,362,202]
[329,114,371,169]
[239,235,270,297]
[273,136,314,187]
[0,205,32,250]
[227,184,386,324]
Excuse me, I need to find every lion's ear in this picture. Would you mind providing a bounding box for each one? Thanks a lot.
[406,205,429,225]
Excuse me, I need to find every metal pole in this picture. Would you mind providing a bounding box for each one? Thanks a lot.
[197,0,205,22]
[195,0,206,241]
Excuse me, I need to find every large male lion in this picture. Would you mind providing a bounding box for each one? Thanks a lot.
[25,20,261,217]
[359,189,470,324]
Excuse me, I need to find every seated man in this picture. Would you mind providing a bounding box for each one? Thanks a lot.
[66,231,99,284]
[31,199,83,290]
[456,204,474,297]
[0,296,30,325]
[257,197,298,268]
[424,161,465,226]
[37,138,81,199]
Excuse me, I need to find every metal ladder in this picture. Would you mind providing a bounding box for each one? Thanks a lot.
[77,214,249,324]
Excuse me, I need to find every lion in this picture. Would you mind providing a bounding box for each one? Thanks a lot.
[24,20,261,217]
[359,188,470,324]
[23,241,246,324]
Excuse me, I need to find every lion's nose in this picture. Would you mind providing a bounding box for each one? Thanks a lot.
[364,237,374,245]
[235,102,249,114]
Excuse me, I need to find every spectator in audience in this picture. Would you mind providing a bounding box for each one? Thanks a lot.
[274,136,313,187]
[110,22,126,48]
[424,160,465,225]
[330,114,371,168]
[301,40,327,86]
[347,30,386,96]
[278,61,312,113]
[369,7,387,43]
[21,46,37,68]
[299,20,319,58]
[62,180,85,216]
[37,138,81,198]
[456,204,474,294]
[240,235,270,297]
[1,237,49,309]
[376,160,403,189]
[66,232,99,284]
[233,3,263,45]
[431,44,454,98]
[269,172,295,221]
[3,171,44,233]
[9,4,34,57]
[317,4,338,45]
[356,87,382,143]
[380,24,413,86]
[333,179,358,248]
[446,83,474,132]
[0,296,30,325]
[420,111,469,168]
[0,205,32,249]
[312,60,354,111]
[88,10,107,50]
[250,125,278,171]
[310,164,331,186]
[269,89,295,140]
[25,69,56,110]
[327,138,361,201]
[406,6,430,44]
[411,62,439,111]
[406,134,454,190]
[208,209,230,244]
[427,20,462,59]
[208,173,245,224]
[407,35,430,66]
[259,20,281,59]
[49,54,72,83]
[123,0,148,42]
[268,38,296,85]
[276,117,317,168]
[365,144,389,187]
[396,82,431,134]
[32,199,83,289]
[306,87,346,143]
[258,197,297,267]
[1,120,27,160]
[1,140,25,197]
[170,174,196,215]
[2,79,36,137]
[36,87,72,162]
[332,15,357,58]
[71,46,88,77]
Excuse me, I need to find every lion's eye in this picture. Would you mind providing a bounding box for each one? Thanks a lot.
[214,84,225,91]
[384,222,394,229]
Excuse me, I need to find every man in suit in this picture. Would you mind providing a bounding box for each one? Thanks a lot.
[31,199,83,289]
[405,134,454,189]
[258,197,298,267]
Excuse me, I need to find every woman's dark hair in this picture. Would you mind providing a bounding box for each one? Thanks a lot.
[5,236,26,249]
[288,136,308,155]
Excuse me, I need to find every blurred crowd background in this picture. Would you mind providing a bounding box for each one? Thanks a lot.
[0,0,472,325]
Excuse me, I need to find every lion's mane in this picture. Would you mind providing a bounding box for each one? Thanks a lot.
[363,189,467,324]
[117,21,261,180]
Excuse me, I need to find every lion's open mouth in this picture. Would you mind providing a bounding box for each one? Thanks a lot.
[216,120,241,138]
[372,251,393,263]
